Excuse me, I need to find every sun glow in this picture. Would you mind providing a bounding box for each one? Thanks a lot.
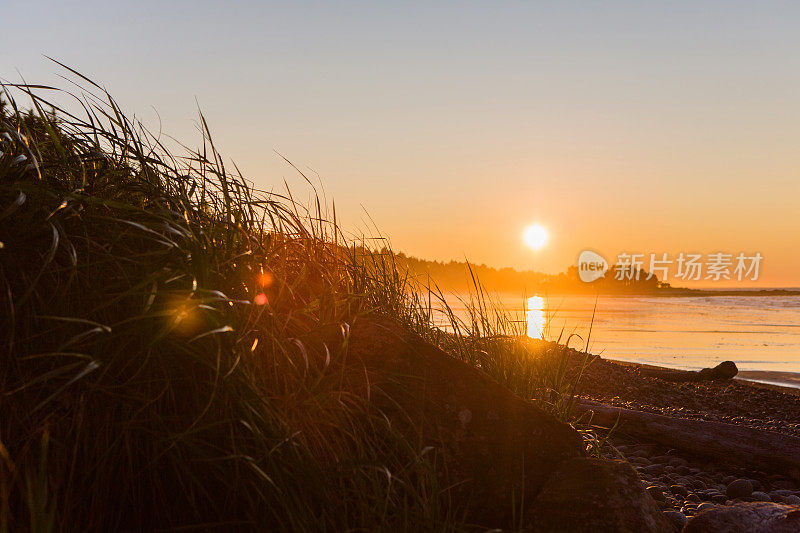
[523,224,549,251]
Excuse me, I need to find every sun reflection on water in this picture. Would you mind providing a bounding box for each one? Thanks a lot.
[526,295,546,339]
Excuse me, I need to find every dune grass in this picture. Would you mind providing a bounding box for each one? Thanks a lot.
[0,67,593,531]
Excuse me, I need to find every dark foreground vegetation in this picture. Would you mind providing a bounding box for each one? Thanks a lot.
[0,69,602,532]
[4,69,800,533]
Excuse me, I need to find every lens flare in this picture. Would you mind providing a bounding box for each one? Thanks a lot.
[257,271,274,288]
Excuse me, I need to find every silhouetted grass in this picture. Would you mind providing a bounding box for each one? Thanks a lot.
[0,65,592,532]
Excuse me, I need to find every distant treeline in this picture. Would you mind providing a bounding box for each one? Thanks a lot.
[394,252,671,295]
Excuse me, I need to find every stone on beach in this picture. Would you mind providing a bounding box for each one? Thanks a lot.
[662,510,687,529]
[726,478,754,499]
[528,458,673,532]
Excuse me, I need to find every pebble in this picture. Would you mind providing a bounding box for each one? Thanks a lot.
[751,491,771,501]
[726,479,753,499]
[670,484,688,497]
[642,464,664,475]
[696,502,715,512]
[646,486,666,503]
[663,510,688,529]
[786,495,800,505]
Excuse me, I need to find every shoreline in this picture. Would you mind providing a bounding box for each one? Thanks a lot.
[544,289,800,298]
[605,358,800,394]
[574,349,800,521]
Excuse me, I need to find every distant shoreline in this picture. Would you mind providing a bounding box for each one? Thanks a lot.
[543,288,800,297]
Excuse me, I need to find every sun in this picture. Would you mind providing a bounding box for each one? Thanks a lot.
[523,224,549,251]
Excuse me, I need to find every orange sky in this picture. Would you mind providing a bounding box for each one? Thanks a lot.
[4,2,800,286]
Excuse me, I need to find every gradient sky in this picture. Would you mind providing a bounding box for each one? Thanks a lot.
[3,1,799,286]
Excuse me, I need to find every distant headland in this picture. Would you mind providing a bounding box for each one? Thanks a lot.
[395,252,800,296]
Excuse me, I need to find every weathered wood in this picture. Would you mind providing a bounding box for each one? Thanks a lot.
[576,400,800,480]
[640,360,738,382]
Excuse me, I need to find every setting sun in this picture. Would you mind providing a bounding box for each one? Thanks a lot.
[523,224,549,251]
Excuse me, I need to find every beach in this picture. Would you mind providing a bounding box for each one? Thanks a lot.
[558,348,800,526]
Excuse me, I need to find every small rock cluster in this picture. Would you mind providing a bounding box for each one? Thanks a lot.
[610,439,800,528]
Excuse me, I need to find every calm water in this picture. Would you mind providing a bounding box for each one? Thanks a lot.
[444,294,800,375]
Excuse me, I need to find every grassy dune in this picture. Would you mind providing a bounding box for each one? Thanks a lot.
[0,69,590,531]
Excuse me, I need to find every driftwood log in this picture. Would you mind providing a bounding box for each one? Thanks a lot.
[576,400,800,481]
[639,360,738,382]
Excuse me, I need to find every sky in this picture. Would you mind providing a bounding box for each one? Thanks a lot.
[3,1,799,286]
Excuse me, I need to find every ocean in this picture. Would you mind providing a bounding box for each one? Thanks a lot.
[442,293,800,388]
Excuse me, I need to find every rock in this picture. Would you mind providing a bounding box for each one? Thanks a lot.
[647,486,667,503]
[663,510,687,530]
[726,478,754,499]
[528,458,674,532]
[669,457,689,468]
[697,491,714,502]
[786,495,800,505]
[683,502,800,532]
[698,360,739,380]
[697,502,716,512]
[643,464,665,475]
[752,491,771,501]
[670,484,688,497]
[686,493,701,503]
[641,360,738,381]
[346,318,584,526]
